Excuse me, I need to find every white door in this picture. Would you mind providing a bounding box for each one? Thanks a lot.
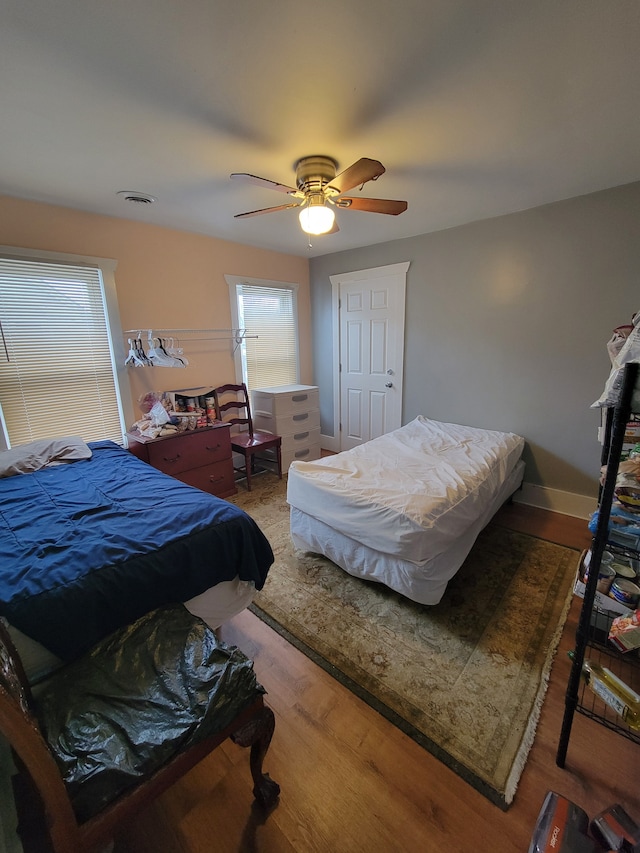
[330,263,409,451]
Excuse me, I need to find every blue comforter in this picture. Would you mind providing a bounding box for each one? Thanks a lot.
[0,441,273,659]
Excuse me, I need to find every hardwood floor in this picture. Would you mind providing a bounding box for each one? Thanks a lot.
[115,505,640,853]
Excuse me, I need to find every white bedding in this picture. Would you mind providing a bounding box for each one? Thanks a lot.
[8,577,256,684]
[287,417,525,604]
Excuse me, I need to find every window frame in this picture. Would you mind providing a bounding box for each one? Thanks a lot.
[225,274,300,391]
[0,245,133,451]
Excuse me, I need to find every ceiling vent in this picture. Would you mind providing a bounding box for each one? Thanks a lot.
[116,190,157,204]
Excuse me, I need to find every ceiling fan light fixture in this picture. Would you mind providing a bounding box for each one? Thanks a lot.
[232,155,406,234]
[299,195,335,235]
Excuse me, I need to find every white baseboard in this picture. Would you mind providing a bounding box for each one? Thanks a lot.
[321,436,597,520]
[513,482,596,520]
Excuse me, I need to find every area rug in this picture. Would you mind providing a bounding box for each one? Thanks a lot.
[230,473,579,809]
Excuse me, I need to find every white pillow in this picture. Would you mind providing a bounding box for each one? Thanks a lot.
[0,436,93,478]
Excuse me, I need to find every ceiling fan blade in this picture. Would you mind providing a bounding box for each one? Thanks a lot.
[234,202,301,219]
[335,197,408,215]
[326,158,386,195]
[230,172,300,196]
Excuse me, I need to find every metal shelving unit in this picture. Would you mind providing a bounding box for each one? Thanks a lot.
[573,610,640,743]
[556,361,640,766]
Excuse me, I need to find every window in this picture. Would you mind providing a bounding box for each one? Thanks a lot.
[0,249,128,449]
[226,275,299,391]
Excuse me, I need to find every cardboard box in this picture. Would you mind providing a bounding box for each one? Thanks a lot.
[608,609,640,653]
[574,553,633,616]
[623,417,640,451]
[574,576,633,617]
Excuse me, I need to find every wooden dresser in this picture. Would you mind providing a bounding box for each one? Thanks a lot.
[126,423,237,499]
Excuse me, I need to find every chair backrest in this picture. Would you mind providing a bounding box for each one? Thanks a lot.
[213,383,254,437]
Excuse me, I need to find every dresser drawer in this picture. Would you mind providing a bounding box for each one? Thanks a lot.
[251,385,319,418]
[147,427,231,476]
[177,459,236,498]
[281,426,321,454]
[254,408,320,437]
[260,438,321,471]
[282,442,321,469]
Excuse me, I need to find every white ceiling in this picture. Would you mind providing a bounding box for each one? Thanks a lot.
[2,1,639,258]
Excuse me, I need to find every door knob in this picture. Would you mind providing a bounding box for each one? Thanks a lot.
[385,382,393,388]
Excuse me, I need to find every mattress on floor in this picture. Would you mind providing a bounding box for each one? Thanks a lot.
[287,416,525,562]
[289,458,525,605]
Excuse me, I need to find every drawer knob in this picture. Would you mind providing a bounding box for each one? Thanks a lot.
[205,444,221,452]
[163,454,181,464]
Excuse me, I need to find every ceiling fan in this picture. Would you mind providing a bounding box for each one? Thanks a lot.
[230,155,408,236]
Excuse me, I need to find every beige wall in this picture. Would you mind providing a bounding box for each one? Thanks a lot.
[0,195,310,427]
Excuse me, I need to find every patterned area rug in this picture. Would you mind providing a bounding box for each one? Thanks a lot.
[231,472,578,808]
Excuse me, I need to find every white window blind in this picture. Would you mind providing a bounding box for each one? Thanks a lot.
[0,257,124,447]
[235,282,299,390]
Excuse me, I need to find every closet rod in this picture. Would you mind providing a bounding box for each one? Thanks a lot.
[123,328,258,340]
[124,328,248,333]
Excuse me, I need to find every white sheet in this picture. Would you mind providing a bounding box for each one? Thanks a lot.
[7,577,256,684]
[290,459,525,605]
[287,416,525,563]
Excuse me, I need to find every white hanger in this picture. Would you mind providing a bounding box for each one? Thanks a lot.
[166,336,189,366]
[146,332,186,368]
[125,338,146,367]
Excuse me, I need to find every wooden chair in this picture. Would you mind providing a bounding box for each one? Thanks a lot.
[0,606,279,853]
[213,383,282,491]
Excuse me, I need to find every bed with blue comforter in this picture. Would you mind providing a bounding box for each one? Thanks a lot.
[0,440,273,662]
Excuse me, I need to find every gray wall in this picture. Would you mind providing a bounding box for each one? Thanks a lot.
[309,181,640,500]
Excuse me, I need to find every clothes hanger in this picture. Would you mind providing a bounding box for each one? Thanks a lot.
[135,335,152,366]
[158,337,186,367]
[165,337,189,366]
[125,338,145,367]
[146,332,186,368]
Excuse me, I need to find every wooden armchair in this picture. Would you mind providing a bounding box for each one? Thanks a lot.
[213,383,282,491]
[0,605,279,853]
